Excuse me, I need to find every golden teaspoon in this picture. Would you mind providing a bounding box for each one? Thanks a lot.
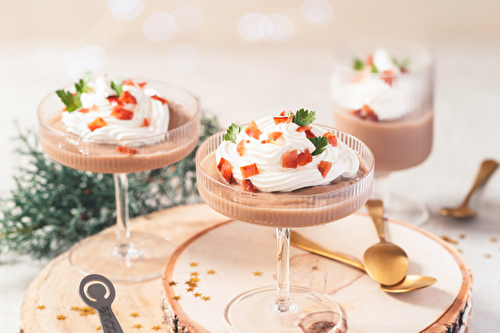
[363,200,410,286]
[290,232,436,293]
[440,159,499,218]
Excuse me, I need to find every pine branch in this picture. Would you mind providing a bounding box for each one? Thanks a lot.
[0,114,220,259]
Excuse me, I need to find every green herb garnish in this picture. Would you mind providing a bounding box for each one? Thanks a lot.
[371,64,379,74]
[56,71,91,112]
[75,71,91,94]
[308,136,329,156]
[111,79,123,97]
[392,57,410,72]
[353,58,364,71]
[224,123,242,144]
[292,109,316,127]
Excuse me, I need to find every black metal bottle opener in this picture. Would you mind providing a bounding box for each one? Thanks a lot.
[79,274,124,333]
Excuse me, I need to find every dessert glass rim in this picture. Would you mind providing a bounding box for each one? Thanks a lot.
[333,37,435,76]
[195,124,375,199]
[37,78,200,145]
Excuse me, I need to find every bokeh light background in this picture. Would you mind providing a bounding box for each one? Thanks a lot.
[0,0,499,189]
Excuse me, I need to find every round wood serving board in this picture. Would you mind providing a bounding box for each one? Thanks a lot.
[161,212,472,333]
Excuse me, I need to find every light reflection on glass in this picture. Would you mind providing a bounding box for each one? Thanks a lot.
[172,5,204,35]
[111,0,144,21]
[143,12,177,42]
[238,12,293,43]
[59,46,107,79]
[165,45,201,72]
[301,0,334,26]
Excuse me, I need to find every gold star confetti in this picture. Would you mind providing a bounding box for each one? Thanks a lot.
[185,280,197,288]
[253,271,263,276]
[485,254,492,258]
[190,272,199,276]
[97,326,102,331]
[70,306,79,311]
[172,295,181,301]
[492,237,498,243]
[168,281,178,286]
[36,305,46,310]
[80,306,93,312]
[190,277,200,282]
[186,287,195,292]
[80,308,96,316]
[151,326,161,331]
[57,315,67,320]
[194,292,202,298]
[207,270,216,275]
[202,296,211,301]
[133,324,143,329]
[440,235,458,245]
[189,262,198,267]
[130,312,139,317]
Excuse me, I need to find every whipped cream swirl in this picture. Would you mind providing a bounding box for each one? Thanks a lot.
[216,115,360,192]
[61,76,169,145]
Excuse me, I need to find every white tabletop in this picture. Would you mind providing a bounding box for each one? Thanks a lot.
[1,38,500,332]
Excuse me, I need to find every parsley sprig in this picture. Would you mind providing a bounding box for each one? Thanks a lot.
[392,57,410,72]
[111,79,123,97]
[55,71,91,112]
[292,109,316,127]
[308,136,329,156]
[224,123,242,144]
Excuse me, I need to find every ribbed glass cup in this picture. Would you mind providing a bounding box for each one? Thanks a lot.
[37,80,199,282]
[332,37,434,226]
[196,126,374,333]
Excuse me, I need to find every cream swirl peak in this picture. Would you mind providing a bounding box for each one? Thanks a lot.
[215,110,360,193]
[57,75,170,144]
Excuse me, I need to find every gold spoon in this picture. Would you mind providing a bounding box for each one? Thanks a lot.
[440,159,499,218]
[363,200,410,286]
[290,232,436,293]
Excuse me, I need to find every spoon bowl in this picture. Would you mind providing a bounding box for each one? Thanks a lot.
[381,275,437,293]
[440,206,477,219]
[364,200,410,286]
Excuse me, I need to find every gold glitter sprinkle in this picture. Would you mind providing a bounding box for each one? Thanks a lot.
[440,235,458,245]
[194,292,202,298]
[168,281,178,286]
[133,324,143,329]
[202,296,211,301]
[70,306,79,311]
[130,312,139,318]
[190,277,200,282]
[485,254,492,258]
[186,287,195,292]
[190,272,199,276]
[253,271,263,276]
[36,305,46,310]
[172,295,181,301]
[185,280,198,288]
[492,237,498,243]
[97,326,102,331]
[151,326,161,331]
[57,315,67,320]
[207,270,216,275]
[80,308,96,316]
[189,262,198,267]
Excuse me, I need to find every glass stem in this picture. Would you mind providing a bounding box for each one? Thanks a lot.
[274,227,293,312]
[373,172,391,205]
[114,173,131,257]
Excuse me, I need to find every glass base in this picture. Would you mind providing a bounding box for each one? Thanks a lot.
[224,286,343,333]
[383,193,429,227]
[69,231,175,283]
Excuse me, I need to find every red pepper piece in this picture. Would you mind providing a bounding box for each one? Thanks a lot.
[119,91,137,104]
[151,95,168,105]
[87,117,108,132]
[282,150,298,169]
[217,158,233,184]
[245,120,263,140]
[241,179,257,193]
[117,146,138,155]
[318,160,332,178]
[323,132,338,147]
[297,149,313,166]
[240,163,259,179]
[237,140,245,156]
[111,106,134,120]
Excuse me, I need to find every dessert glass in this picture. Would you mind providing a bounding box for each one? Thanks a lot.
[38,81,199,282]
[196,126,374,333]
[332,38,434,226]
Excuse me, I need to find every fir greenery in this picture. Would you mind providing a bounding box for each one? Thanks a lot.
[0,115,220,259]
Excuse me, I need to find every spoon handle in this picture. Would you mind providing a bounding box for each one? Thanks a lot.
[462,159,499,206]
[365,200,385,242]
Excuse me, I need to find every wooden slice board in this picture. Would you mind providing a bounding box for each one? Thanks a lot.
[161,212,473,333]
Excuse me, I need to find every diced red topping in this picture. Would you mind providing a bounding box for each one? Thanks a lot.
[62,107,66,112]
[107,96,124,106]
[240,163,259,179]
[282,150,298,169]
[304,129,315,138]
[88,117,107,132]
[245,140,250,143]
[236,140,245,156]
[142,118,151,127]
[217,158,233,184]
[151,95,168,105]
[119,91,137,104]
[366,54,373,66]
[245,120,263,140]
[123,79,147,88]
[318,160,332,178]
[263,131,283,143]
[349,104,379,122]
[296,126,312,132]
[241,179,257,193]
[280,111,286,116]
[117,146,138,155]
[78,108,90,113]
[381,70,393,86]
[111,106,134,120]
[400,67,409,73]
[92,104,99,111]
[273,113,293,125]
[297,149,313,166]
[323,132,338,147]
